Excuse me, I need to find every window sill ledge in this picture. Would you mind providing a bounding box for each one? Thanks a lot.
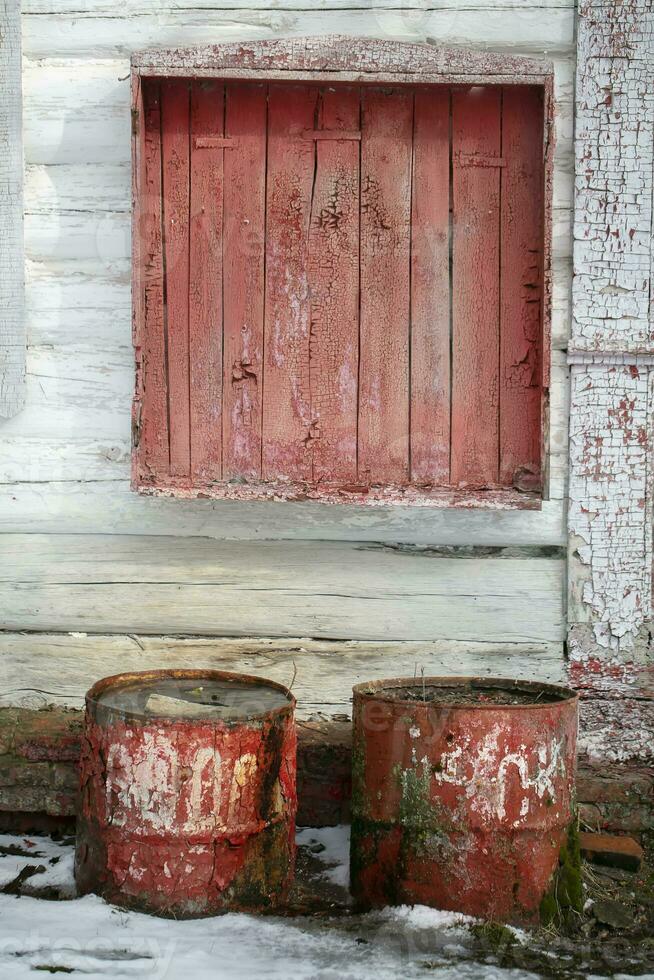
[134,479,543,511]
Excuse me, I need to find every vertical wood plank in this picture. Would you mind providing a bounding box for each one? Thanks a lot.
[451,86,502,487]
[131,72,144,486]
[499,85,544,488]
[359,89,412,485]
[410,87,451,486]
[262,84,317,482]
[161,80,191,478]
[138,81,169,481]
[308,87,360,484]
[0,0,25,419]
[223,83,267,481]
[189,81,223,482]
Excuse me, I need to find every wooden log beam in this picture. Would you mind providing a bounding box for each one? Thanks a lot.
[0,703,651,833]
[0,0,25,418]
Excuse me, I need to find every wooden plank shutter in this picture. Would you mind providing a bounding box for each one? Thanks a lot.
[307,87,360,485]
[161,80,191,479]
[358,89,413,485]
[138,83,168,479]
[499,86,544,488]
[451,86,502,487]
[189,80,224,482]
[135,80,545,501]
[411,88,451,486]
[222,84,267,481]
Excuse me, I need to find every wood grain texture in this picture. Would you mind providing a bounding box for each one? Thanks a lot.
[307,87,360,483]
[0,534,565,642]
[358,88,413,485]
[0,0,25,419]
[0,480,567,542]
[222,83,267,480]
[189,79,223,481]
[451,86,502,487]
[499,85,544,488]
[161,80,191,477]
[0,631,566,716]
[262,84,317,482]
[136,81,168,480]
[410,87,451,485]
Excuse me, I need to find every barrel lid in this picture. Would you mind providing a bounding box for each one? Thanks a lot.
[353,675,578,708]
[87,670,294,723]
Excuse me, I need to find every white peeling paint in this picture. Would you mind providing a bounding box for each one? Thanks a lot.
[432,724,565,824]
[568,0,654,655]
[104,730,223,835]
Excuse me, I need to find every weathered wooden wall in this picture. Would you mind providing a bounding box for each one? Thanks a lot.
[0,0,25,419]
[1,0,653,831]
[0,3,574,656]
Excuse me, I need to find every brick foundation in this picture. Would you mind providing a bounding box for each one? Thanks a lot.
[0,707,651,835]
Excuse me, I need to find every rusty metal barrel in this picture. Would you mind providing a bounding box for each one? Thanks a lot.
[75,669,296,916]
[350,676,578,924]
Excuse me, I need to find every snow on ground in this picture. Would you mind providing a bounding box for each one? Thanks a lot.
[0,834,76,896]
[0,890,536,980]
[0,832,651,980]
[296,824,351,888]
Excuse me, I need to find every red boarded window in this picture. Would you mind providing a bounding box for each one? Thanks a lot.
[133,80,545,503]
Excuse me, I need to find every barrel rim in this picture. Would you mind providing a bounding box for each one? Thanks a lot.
[352,675,578,709]
[85,668,296,725]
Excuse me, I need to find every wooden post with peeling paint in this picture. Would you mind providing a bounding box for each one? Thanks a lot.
[568,0,654,760]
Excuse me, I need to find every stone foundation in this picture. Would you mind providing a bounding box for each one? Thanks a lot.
[0,707,651,835]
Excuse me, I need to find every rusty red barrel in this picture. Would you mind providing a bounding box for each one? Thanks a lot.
[351,676,578,923]
[75,669,296,916]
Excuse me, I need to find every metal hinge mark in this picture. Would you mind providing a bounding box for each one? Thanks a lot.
[457,153,506,169]
[302,130,362,141]
[193,137,238,149]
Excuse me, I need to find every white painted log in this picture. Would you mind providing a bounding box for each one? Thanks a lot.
[0,631,567,716]
[0,534,564,641]
[0,446,567,496]
[25,164,131,215]
[24,201,572,265]
[0,480,567,543]
[0,0,25,418]
[25,259,131,350]
[27,155,573,216]
[0,342,568,492]
[21,9,575,60]
[23,61,132,166]
[21,64,574,171]
[22,0,575,13]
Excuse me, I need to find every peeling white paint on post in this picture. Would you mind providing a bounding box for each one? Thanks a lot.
[568,1,654,664]
[568,363,651,647]
[0,0,25,418]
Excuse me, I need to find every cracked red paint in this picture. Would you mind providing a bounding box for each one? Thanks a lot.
[350,677,578,925]
[75,670,297,917]
[131,38,551,506]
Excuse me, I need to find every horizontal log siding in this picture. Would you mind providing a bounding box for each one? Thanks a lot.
[1,14,573,645]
